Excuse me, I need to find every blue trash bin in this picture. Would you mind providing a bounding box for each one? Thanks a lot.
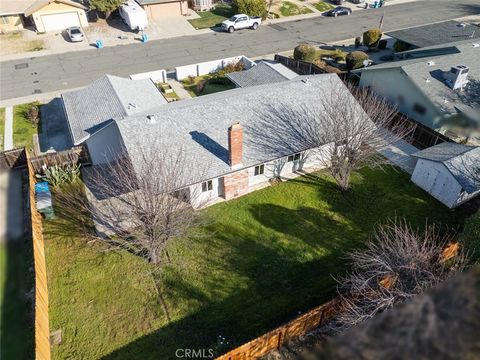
[96,39,103,49]
[141,34,148,43]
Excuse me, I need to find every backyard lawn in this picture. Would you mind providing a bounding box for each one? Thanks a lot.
[188,5,234,29]
[13,103,40,150]
[44,167,460,360]
[182,75,236,97]
[0,108,4,151]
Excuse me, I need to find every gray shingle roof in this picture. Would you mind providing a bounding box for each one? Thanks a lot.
[413,142,480,193]
[359,40,480,117]
[387,21,480,48]
[109,74,363,184]
[62,74,166,144]
[227,61,298,88]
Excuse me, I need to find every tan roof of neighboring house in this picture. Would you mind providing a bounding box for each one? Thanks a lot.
[0,0,36,15]
[24,0,87,16]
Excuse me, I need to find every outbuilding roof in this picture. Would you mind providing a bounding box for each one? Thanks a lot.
[62,74,167,145]
[105,74,369,185]
[227,61,298,88]
[386,20,480,48]
[413,142,480,193]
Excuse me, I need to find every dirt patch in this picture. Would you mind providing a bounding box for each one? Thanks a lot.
[0,32,46,55]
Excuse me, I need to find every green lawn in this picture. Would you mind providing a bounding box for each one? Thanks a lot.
[188,5,235,29]
[13,103,40,150]
[0,108,4,151]
[0,241,35,360]
[182,75,236,97]
[44,167,460,359]
[315,1,335,11]
[279,1,313,16]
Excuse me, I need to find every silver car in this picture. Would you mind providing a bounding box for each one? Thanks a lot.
[66,26,84,42]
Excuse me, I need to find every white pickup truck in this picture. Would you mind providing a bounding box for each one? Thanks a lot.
[221,14,262,33]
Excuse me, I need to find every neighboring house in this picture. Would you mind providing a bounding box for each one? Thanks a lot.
[227,61,298,88]
[387,20,480,49]
[24,0,88,32]
[83,74,368,208]
[136,0,189,19]
[357,40,479,144]
[411,142,480,208]
[0,0,33,32]
[62,74,167,145]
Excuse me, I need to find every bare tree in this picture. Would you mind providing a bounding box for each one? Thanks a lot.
[332,220,468,333]
[53,141,207,321]
[248,79,412,191]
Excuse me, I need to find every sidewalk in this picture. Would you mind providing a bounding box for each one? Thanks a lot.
[4,107,13,151]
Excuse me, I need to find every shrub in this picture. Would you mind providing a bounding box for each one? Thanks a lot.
[293,43,316,62]
[461,212,480,263]
[346,51,369,70]
[393,40,411,53]
[44,164,80,188]
[355,37,362,48]
[232,0,267,17]
[378,39,388,50]
[362,28,382,48]
[26,101,41,126]
[196,79,206,93]
[313,59,343,74]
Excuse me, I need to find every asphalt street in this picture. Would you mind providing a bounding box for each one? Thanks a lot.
[0,0,479,100]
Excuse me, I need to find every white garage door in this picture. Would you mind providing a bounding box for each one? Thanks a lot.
[41,12,80,32]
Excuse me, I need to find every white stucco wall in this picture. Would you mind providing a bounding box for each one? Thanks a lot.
[411,158,461,208]
[359,68,442,129]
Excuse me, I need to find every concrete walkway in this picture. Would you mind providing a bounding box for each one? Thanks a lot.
[379,134,419,174]
[168,79,192,99]
[0,169,24,243]
[4,106,13,151]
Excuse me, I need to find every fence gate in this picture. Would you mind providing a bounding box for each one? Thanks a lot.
[0,148,27,170]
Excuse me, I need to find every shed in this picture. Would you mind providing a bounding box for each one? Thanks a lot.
[411,142,480,208]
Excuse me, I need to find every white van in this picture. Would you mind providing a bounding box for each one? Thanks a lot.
[119,1,148,31]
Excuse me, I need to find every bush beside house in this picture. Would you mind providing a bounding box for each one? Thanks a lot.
[363,28,382,49]
[346,51,369,70]
[232,0,267,17]
[293,43,316,62]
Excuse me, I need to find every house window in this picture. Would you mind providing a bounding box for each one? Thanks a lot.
[0,16,9,24]
[201,180,213,192]
[413,103,427,115]
[254,164,264,176]
[287,153,301,162]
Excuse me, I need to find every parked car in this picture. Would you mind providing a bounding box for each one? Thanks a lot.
[66,26,84,42]
[221,14,262,33]
[331,0,344,4]
[325,6,352,16]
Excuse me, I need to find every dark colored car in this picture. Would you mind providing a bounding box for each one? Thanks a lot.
[325,6,352,16]
[331,0,344,4]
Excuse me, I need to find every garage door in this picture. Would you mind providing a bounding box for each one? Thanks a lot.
[41,12,80,32]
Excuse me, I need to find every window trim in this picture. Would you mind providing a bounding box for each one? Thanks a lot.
[413,103,427,115]
[201,180,213,192]
[254,164,265,176]
[288,153,301,162]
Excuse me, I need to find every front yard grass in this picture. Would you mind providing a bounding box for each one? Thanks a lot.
[279,1,313,16]
[182,75,236,97]
[13,103,40,150]
[0,108,4,151]
[188,5,235,29]
[314,1,335,11]
[44,166,460,360]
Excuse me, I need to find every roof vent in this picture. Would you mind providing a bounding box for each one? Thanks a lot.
[444,65,469,90]
[147,115,156,124]
[301,78,309,85]
[457,23,467,28]
[473,43,480,48]
[128,103,138,110]
[426,60,435,66]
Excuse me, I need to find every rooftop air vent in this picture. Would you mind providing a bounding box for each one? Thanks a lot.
[444,64,469,90]
[426,60,435,66]
[147,115,156,124]
[473,43,480,48]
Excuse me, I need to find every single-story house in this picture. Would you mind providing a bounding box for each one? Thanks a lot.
[357,39,479,145]
[81,74,371,208]
[227,61,298,88]
[25,0,88,32]
[62,74,167,145]
[0,0,34,32]
[136,0,189,19]
[411,142,480,208]
[387,20,480,50]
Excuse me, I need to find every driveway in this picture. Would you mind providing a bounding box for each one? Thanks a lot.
[39,98,73,152]
[0,169,24,243]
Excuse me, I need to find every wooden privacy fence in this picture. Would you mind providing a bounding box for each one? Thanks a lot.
[27,152,51,360]
[274,54,328,76]
[0,147,27,170]
[216,297,343,360]
[30,146,90,173]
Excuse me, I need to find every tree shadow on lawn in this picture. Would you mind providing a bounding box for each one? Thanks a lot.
[101,219,347,360]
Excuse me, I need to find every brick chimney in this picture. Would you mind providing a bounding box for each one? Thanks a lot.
[228,122,243,169]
